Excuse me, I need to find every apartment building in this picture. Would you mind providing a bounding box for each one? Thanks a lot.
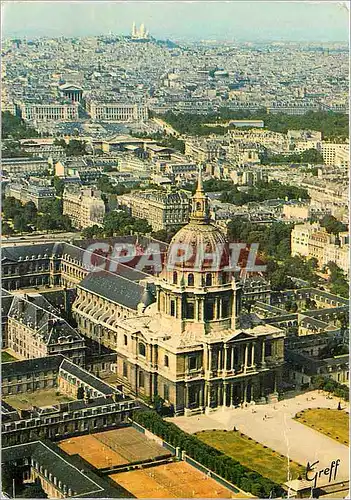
[1,157,50,176]
[320,142,349,167]
[86,101,148,122]
[118,189,190,231]
[291,222,349,274]
[5,182,55,210]
[63,187,105,229]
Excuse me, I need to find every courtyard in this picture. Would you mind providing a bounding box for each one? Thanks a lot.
[294,408,349,445]
[3,388,73,410]
[169,390,350,483]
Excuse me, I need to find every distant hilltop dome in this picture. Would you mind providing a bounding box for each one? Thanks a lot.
[131,22,150,40]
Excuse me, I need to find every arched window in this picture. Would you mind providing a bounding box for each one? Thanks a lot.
[173,271,178,284]
[205,274,212,286]
[139,342,146,357]
[188,273,194,286]
[196,202,202,211]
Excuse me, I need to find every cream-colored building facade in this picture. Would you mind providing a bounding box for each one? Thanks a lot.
[291,223,349,275]
[63,187,105,229]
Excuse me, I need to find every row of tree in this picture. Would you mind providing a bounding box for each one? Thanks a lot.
[53,138,87,156]
[227,218,320,290]
[259,148,324,165]
[325,262,349,298]
[160,109,349,141]
[220,180,309,206]
[2,463,47,498]
[1,111,39,140]
[311,375,349,401]
[2,197,72,235]
[81,210,152,239]
[132,410,285,498]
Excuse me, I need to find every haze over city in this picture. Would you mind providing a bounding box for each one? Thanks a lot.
[2,1,350,41]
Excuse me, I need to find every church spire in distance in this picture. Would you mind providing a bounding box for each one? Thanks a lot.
[190,165,210,224]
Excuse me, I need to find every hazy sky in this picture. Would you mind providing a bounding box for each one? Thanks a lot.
[2,1,350,42]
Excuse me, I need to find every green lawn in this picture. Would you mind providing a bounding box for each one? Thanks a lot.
[295,408,349,445]
[1,351,17,363]
[196,429,304,485]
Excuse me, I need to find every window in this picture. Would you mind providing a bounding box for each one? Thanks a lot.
[265,341,272,357]
[139,342,146,357]
[124,334,128,346]
[188,273,194,286]
[222,298,230,318]
[173,271,178,284]
[204,299,214,321]
[205,274,212,286]
[170,300,176,317]
[186,301,194,319]
[189,356,197,371]
[138,371,145,388]
[123,361,128,378]
[164,355,169,367]
[164,384,169,401]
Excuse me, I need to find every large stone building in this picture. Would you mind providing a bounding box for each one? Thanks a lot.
[74,172,286,415]
[6,293,86,365]
[1,157,50,176]
[63,186,106,229]
[5,182,56,210]
[86,101,148,122]
[118,189,190,231]
[19,102,79,122]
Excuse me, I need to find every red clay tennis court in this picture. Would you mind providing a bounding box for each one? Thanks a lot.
[110,460,238,498]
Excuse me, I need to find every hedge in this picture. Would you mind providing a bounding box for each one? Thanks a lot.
[132,410,285,498]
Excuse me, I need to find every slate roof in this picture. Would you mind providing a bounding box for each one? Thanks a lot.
[79,271,145,310]
[60,358,119,396]
[2,355,64,379]
[8,294,83,345]
[2,242,63,263]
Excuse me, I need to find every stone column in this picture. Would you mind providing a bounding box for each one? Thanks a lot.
[208,346,212,373]
[231,346,235,370]
[218,348,222,371]
[261,340,266,367]
[251,343,255,367]
[243,382,248,403]
[230,384,234,406]
[199,385,204,408]
[185,383,189,408]
[244,344,249,374]
[219,298,223,319]
[217,385,221,407]
[206,382,211,407]
[223,382,227,406]
[223,345,228,373]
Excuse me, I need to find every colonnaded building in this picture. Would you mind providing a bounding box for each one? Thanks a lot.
[74,172,285,415]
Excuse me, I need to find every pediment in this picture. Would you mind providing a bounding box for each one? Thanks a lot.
[226,331,255,343]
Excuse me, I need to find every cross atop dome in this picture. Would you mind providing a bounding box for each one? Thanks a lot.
[190,165,210,224]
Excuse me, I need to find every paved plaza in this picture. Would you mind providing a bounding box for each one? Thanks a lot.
[169,390,349,482]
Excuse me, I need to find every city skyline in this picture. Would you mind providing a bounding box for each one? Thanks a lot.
[2,1,350,42]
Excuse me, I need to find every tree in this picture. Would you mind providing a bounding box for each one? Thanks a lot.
[1,462,24,497]
[13,214,31,233]
[320,215,347,235]
[2,196,23,219]
[23,201,37,220]
[2,222,14,236]
[133,218,152,234]
[53,176,65,196]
